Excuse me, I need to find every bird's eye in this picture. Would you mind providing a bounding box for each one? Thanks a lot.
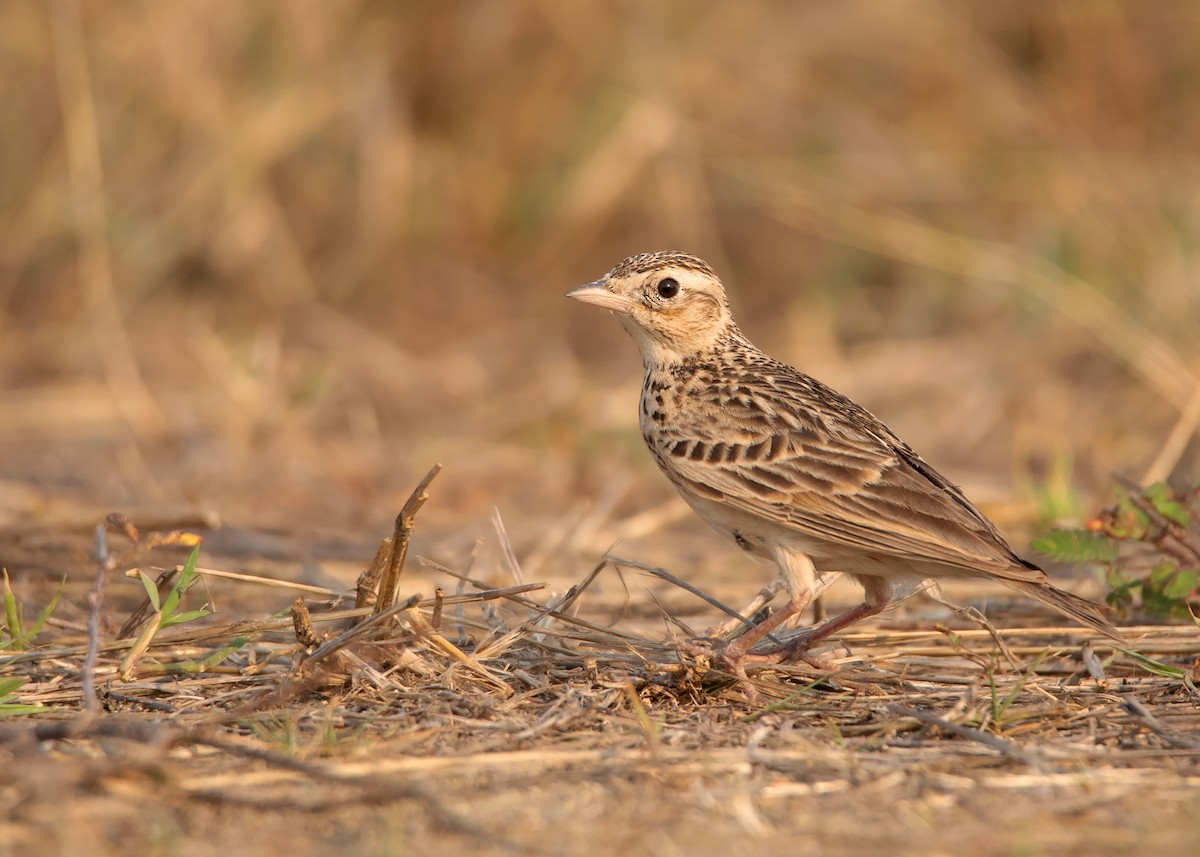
[656,277,680,299]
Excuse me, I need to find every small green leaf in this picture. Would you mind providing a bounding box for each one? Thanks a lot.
[3,570,25,649]
[1115,495,1150,538]
[1031,529,1117,563]
[153,637,248,673]
[1144,483,1190,527]
[1148,561,1178,587]
[137,571,162,611]
[160,546,203,620]
[1120,648,1186,680]
[0,676,26,697]
[0,703,45,717]
[160,608,212,629]
[25,577,65,640]
[0,677,40,715]
[1162,569,1198,600]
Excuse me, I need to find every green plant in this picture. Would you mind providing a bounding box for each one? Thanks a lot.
[0,676,43,716]
[120,546,213,679]
[1033,482,1200,621]
[1,571,64,651]
[135,546,212,629]
[983,651,1050,732]
[1123,646,1197,686]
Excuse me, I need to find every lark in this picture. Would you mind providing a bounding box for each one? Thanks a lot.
[568,251,1120,678]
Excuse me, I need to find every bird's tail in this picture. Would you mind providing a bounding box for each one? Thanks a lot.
[1007,579,1125,643]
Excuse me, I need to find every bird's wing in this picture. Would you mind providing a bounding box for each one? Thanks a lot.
[652,370,1048,583]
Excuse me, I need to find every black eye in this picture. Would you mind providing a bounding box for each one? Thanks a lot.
[656,277,679,299]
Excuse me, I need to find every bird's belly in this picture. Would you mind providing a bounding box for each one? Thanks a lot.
[674,484,927,581]
[673,487,818,561]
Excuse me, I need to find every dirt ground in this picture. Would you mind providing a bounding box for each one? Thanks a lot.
[3,3,1200,856]
[2,477,1198,857]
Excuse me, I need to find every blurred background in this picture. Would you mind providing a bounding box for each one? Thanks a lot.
[2,1,1199,595]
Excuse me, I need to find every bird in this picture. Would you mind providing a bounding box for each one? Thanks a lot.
[567,251,1121,682]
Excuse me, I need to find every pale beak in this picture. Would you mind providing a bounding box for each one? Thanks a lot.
[565,280,638,314]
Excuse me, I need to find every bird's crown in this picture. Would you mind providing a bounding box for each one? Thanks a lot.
[607,251,718,281]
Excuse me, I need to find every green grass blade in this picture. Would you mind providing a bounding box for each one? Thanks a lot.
[137,571,162,611]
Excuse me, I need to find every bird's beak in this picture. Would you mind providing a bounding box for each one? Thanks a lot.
[565,280,637,314]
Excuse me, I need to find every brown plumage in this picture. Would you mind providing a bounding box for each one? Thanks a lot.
[568,251,1121,675]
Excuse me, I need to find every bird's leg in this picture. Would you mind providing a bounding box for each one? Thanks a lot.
[710,573,838,640]
[679,546,820,696]
[772,575,891,661]
[712,588,813,665]
[707,579,782,639]
[678,589,814,699]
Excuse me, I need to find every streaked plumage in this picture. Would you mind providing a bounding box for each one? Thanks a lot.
[568,251,1120,676]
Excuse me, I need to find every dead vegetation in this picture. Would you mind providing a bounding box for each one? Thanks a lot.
[3,469,1199,856]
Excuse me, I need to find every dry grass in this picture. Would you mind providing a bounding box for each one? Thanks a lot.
[3,492,1200,856]
[3,2,1200,855]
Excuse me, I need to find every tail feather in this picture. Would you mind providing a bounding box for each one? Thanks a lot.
[1007,579,1124,643]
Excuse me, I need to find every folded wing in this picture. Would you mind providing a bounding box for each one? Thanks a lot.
[654,368,1049,583]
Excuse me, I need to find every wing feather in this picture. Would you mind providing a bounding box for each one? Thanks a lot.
[650,363,1045,580]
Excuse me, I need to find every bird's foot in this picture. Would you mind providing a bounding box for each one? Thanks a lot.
[676,635,832,704]
[755,631,838,673]
[677,635,780,666]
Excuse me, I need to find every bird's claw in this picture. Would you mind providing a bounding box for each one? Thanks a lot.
[760,632,838,673]
[675,633,836,704]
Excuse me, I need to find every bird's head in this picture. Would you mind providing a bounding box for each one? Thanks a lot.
[566,252,736,366]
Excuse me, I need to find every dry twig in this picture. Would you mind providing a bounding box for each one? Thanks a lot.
[373,464,443,617]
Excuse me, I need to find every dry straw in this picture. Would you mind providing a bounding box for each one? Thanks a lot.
[2,467,1198,851]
